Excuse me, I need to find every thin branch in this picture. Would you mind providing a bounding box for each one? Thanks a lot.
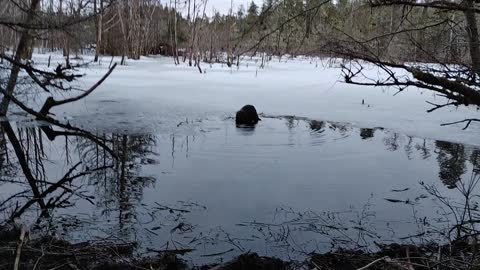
[39,63,117,115]
[357,256,390,270]
[426,101,460,113]
[440,118,480,130]
[359,19,450,44]
[369,0,480,14]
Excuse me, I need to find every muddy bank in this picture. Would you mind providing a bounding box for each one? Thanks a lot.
[0,225,185,270]
[1,225,478,270]
[0,224,287,270]
[308,241,477,270]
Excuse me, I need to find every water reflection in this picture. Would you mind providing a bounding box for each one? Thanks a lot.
[0,127,15,184]
[436,141,466,189]
[285,116,300,130]
[77,134,158,237]
[384,132,401,151]
[416,139,431,159]
[471,150,480,173]
[0,116,479,261]
[235,127,256,136]
[329,122,350,135]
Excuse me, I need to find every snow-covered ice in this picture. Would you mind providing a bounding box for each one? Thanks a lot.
[26,53,480,146]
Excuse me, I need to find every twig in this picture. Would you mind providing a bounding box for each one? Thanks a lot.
[13,226,27,270]
[200,248,235,257]
[68,263,81,270]
[146,248,195,255]
[154,202,190,213]
[405,246,413,270]
[436,245,441,270]
[311,260,321,269]
[32,246,45,270]
[425,101,459,113]
[45,263,68,270]
[440,118,480,130]
[357,256,389,270]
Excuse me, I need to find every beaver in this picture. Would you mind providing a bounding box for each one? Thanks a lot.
[236,105,261,127]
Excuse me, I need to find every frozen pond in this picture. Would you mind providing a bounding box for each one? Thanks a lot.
[1,114,478,263]
[1,54,480,264]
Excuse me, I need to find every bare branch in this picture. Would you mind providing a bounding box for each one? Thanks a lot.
[39,63,117,115]
[440,118,480,129]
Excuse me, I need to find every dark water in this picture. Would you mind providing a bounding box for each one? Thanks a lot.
[0,116,479,263]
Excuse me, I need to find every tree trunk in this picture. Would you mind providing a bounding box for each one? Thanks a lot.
[128,0,141,60]
[449,13,458,63]
[0,0,41,116]
[117,1,128,65]
[226,0,233,67]
[94,0,103,62]
[173,0,180,64]
[463,0,480,76]
[189,0,197,66]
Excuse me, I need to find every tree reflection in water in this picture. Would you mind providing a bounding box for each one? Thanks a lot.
[0,121,114,222]
[76,133,158,238]
[436,141,466,189]
[0,117,480,260]
[0,125,16,185]
[0,123,201,244]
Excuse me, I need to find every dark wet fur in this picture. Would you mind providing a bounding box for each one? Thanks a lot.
[236,105,261,127]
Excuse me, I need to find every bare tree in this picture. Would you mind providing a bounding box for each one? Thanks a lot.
[318,0,480,128]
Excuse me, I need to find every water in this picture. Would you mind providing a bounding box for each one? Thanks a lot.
[0,116,478,264]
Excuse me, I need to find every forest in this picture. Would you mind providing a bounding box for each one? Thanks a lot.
[0,0,473,66]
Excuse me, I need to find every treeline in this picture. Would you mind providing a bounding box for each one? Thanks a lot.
[0,0,471,66]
